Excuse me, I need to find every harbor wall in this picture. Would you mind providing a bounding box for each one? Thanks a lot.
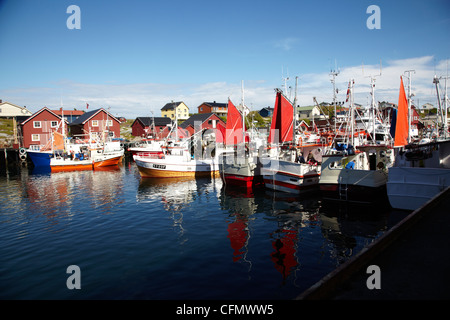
[296,185,450,300]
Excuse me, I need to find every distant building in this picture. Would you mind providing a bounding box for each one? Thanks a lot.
[197,101,227,117]
[161,101,189,121]
[259,107,274,118]
[51,108,85,123]
[0,100,32,118]
[421,103,434,112]
[297,105,323,119]
[20,107,68,149]
[69,108,121,139]
[131,117,173,138]
[179,113,225,136]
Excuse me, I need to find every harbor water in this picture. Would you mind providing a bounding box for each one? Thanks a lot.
[0,161,408,300]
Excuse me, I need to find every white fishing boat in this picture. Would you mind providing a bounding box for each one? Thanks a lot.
[319,78,395,203]
[127,138,165,158]
[261,83,326,194]
[92,140,124,168]
[387,74,450,210]
[134,139,222,178]
[134,114,225,178]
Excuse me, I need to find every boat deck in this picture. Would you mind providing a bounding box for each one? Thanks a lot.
[297,186,450,300]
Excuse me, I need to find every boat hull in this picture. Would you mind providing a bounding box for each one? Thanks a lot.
[50,160,93,172]
[387,166,450,210]
[320,183,387,204]
[261,159,320,194]
[221,156,263,189]
[134,157,220,178]
[27,150,52,168]
[93,155,123,168]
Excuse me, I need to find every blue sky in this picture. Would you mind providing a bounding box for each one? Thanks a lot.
[1,0,449,118]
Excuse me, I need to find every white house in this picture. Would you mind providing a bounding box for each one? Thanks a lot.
[297,105,324,119]
[421,103,434,112]
[0,100,33,117]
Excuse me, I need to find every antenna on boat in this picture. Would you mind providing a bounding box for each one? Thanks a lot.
[282,66,290,97]
[330,61,340,133]
[403,70,415,143]
[293,76,298,145]
[241,80,246,145]
[363,60,383,144]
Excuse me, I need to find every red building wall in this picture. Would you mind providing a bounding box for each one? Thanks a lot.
[198,103,213,114]
[70,110,121,138]
[21,108,67,148]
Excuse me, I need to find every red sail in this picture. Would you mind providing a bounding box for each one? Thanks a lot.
[394,77,409,147]
[224,99,244,145]
[268,90,294,144]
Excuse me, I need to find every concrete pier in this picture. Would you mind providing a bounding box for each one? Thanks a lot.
[297,186,450,300]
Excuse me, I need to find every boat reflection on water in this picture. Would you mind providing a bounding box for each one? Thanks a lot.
[319,199,392,265]
[219,187,262,269]
[24,167,125,232]
[264,192,321,284]
[137,176,222,242]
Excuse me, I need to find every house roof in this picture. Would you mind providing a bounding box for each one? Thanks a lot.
[70,108,120,125]
[133,117,172,127]
[20,107,68,125]
[200,101,227,108]
[161,101,186,111]
[179,113,221,129]
[51,109,85,116]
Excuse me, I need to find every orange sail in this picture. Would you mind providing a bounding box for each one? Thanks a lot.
[394,77,409,147]
[52,131,65,150]
[268,90,294,144]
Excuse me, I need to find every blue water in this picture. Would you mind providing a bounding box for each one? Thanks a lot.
[0,162,405,300]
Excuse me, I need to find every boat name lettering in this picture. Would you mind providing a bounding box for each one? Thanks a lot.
[153,164,166,169]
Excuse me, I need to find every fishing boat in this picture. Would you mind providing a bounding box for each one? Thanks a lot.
[387,74,450,210]
[92,141,124,168]
[220,84,266,189]
[134,114,224,178]
[319,78,395,203]
[127,138,165,158]
[134,138,222,178]
[261,83,326,194]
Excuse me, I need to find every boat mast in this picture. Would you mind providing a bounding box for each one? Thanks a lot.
[293,76,298,145]
[445,74,449,139]
[349,79,355,146]
[330,64,340,133]
[241,80,245,145]
[404,70,415,143]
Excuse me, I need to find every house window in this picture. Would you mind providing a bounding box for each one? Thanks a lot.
[32,134,40,141]
[51,121,58,128]
[92,120,99,127]
[107,120,113,126]
[33,121,41,128]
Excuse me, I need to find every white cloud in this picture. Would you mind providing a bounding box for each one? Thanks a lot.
[274,37,299,51]
[1,56,448,119]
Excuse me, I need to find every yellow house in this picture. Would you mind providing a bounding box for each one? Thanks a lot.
[161,101,189,121]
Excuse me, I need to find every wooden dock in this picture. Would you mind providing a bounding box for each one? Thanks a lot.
[0,148,29,175]
[297,186,450,300]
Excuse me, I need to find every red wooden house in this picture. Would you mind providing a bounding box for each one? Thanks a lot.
[69,108,121,139]
[20,107,68,149]
[180,113,225,136]
[197,102,228,118]
[131,117,173,138]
